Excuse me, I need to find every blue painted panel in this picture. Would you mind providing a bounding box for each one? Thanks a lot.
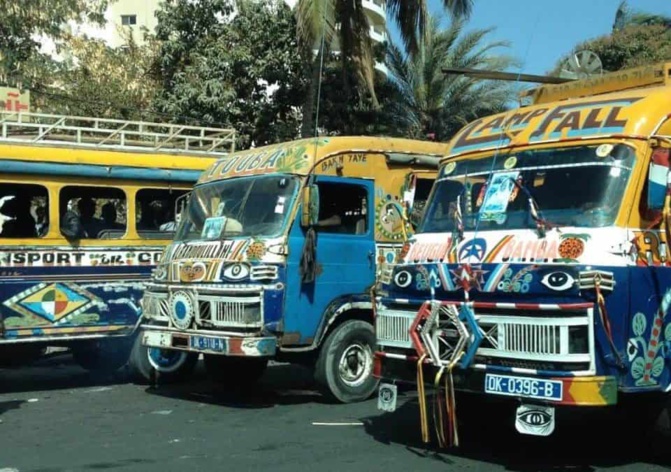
[283,177,376,344]
[0,159,203,182]
[383,262,635,380]
[0,263,151,340]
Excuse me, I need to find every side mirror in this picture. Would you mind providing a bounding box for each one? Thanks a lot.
[647,145,671,211]
[300,184,320,228]
[403,174,417,214]
[174,192,190,224]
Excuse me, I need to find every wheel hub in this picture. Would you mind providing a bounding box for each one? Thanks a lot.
[338,342,373,388]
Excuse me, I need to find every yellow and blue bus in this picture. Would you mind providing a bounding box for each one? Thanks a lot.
[0,111,234,378]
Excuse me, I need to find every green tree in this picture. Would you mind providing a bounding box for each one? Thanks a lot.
[152,0,308,149]
[296,0,474,137]
[385,16,517,141]
[555,2,671,74]
[38,32,159,120]
[155,0,306,148]
[0,0,108,87]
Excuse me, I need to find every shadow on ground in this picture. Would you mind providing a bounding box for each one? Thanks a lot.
[0,352,332,410]
[143,362,334,409]
[0,352,136,395]
[361,393,671,471]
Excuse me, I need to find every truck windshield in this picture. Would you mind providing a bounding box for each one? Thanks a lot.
[420,144,635,233]
[175,174,298,240]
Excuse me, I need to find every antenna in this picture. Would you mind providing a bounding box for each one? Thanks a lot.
[442,67,572,84]
[559,50,604,80]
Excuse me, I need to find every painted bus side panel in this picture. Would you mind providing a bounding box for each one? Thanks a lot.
[0,248,163,341]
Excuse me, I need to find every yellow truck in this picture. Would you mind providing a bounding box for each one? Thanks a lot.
[374,62,671,441]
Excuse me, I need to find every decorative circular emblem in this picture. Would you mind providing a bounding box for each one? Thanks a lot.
[504,156,517,169]
[443,161,456,176]
[169,291,194,330]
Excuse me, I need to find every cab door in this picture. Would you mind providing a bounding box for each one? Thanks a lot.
[283,177,376,345]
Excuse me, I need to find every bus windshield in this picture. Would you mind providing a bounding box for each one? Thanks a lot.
[175,174,299,241]
[420,144,636,233]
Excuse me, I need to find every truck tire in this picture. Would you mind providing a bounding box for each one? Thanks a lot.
[203,355,268,390]
[315,319,378,403]
[71,337,133,374]
[128,333,198,384]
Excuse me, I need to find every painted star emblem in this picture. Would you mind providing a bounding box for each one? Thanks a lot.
[450,264,487,292]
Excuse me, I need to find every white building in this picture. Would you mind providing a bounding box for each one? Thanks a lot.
[92,0,388,68]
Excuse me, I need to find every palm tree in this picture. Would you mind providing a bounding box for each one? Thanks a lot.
[296,0,475,137]
[385,15,518,141]
[613,1,671,32]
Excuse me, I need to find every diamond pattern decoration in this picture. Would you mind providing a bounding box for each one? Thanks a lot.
[3,283,99,324]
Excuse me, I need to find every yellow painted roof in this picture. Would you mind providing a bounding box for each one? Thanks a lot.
[446,62,671,159]
[199,136,449,183]
[0,142,217,171]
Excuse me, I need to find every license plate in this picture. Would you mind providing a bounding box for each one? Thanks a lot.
[143,331,172,348]
[377,383,398,412]
[189,335,227,353]
[484,373,562,401]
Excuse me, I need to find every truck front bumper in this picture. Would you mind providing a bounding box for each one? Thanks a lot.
[142,326,277,357]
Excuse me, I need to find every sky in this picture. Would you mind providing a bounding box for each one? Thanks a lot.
[387,0,671,76]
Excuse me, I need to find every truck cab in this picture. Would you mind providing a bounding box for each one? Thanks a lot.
[140,136,446,402]
[374,62,671,440]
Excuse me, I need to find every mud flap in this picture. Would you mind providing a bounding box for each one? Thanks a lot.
[515,404,555,436]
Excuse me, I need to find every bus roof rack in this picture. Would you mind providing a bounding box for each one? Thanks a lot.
[443,62,671,105]
[521,62,671,105]
[0,111,237,156]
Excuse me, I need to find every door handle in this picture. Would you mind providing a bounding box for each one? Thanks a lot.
[368,250,375,267]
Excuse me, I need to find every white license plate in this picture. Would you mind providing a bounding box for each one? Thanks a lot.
[377,383,398,412]
[189,335,227,353]
[143,331,172,348]
[485,373,563,401]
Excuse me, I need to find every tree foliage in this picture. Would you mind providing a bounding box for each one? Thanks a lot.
[152,0,309,148]
[296,0,474,136]
[385,16,517,141]
[37,31,159,120]
[555,3,671,73]
[0,0,108,87]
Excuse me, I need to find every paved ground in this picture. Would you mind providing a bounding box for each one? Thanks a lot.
[1,354,670,472]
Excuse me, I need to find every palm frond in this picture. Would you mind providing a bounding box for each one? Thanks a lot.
[296,0,337,51]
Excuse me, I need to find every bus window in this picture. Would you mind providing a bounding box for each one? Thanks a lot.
[60,186,126,240]
[0,183,49,239]
[136,188,188,238]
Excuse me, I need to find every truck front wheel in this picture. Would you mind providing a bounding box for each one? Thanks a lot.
[315,319,378,403]
[128,334,198,384]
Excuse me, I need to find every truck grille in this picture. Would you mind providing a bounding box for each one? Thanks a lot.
[375,309,415,348]
[376,303,594,372]
[142,288,263,329]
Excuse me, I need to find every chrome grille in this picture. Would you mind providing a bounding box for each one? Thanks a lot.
[376,309,414,348]
[503,324,560,355]
[141,291,170,321]
[476,315,591,364]
[198,294,263,328]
